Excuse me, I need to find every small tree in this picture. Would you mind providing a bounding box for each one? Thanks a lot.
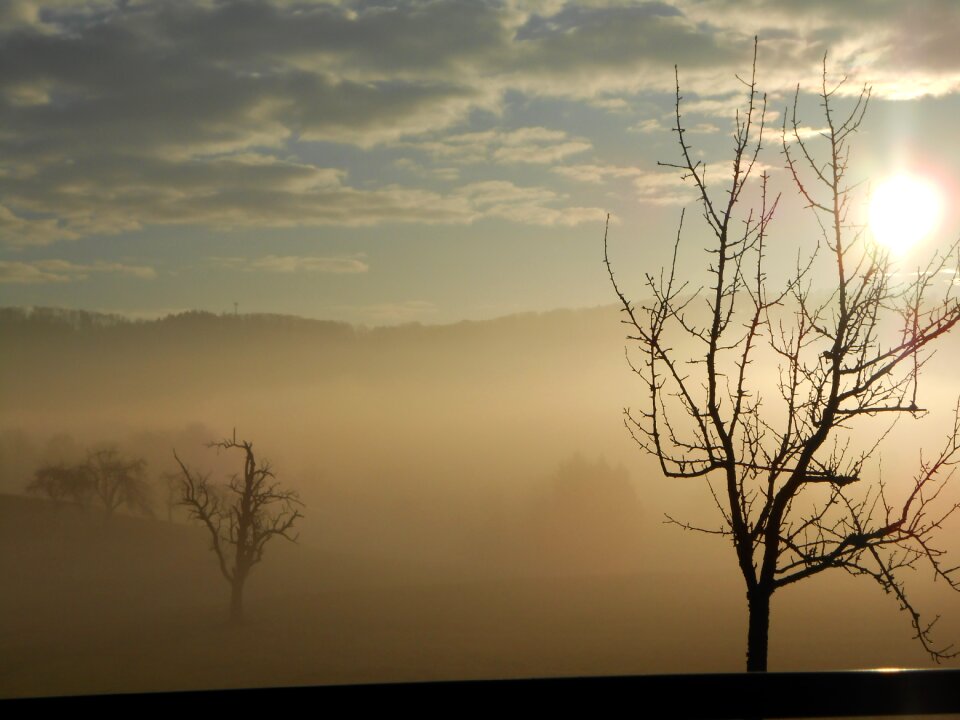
[605,44,960,671]
[26,462,91,505]
[174,432,303,624]
[86,446,153,518]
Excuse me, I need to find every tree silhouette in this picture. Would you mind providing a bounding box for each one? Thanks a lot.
[27,446,152,518]
[26,462,91,506]
[174,432,302,624]
[86,446,153,518]
[605,44,960,671]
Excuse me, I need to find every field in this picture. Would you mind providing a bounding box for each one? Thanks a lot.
[2,493,951,698]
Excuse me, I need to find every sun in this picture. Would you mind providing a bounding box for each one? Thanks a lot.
[868,174,942,255]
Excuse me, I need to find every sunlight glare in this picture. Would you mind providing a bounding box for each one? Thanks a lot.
[869,174,942,255]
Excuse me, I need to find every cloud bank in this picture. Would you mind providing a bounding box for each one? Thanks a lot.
[1,1,958,246]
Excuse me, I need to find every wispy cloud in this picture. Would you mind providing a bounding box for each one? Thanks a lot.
[783,125,831,143]
[398,127,592,165]
[553,164,647,184]
[1,146,610,244]
[212,255,370,275]
[1,0,957,248]
[553,164,695,205]
[454,181,607,226]
[0,259,156,284]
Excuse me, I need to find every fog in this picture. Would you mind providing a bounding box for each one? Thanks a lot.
[3,305,960,697]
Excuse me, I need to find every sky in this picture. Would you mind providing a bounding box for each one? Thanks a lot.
[2,0,960,325]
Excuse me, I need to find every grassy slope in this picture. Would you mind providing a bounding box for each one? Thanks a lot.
[2,493,947,699]
[0,493,742,697]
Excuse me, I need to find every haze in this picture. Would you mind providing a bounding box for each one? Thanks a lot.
[4,0,960,701]
[3,304,960,697]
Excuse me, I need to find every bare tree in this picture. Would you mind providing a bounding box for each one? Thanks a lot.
[26,462,91,506]
[27,447,152,518]
[174,432,303,624]
[605,43,960,671]
[86,446,153,518]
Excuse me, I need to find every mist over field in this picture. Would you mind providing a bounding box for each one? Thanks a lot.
[3,305,960,698]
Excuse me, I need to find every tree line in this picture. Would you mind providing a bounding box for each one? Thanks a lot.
[27,446,154,518]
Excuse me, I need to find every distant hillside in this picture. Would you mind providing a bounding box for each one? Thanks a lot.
[0,304,633,437]
[0,305,354,332]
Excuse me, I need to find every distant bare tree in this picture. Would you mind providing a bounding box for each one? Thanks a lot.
[26,462,91,506]
[27,447,152,518]
[86,446,153,518]
[605,44,960,671]
[174,432,302,624]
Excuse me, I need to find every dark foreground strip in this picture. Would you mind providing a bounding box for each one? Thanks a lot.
[5,669,960,717]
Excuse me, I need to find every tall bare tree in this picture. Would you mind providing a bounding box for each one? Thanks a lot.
[605,44,960,671]
[174,432,302,624]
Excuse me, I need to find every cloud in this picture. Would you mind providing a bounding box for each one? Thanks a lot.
[0,259,156,284]
[504,1,745,97]
[0,149,608,243]
[555,161,773,206]
[393,159,461,182]
[399,127,592,165]
[632,170,698,206]
[0,1,501,159]
[3,1,960,247]
[590,96,631,111]
[553,163,693,205]
[688,122,721,134]
[213,255,370,275]
[0,1,795,174]
[0,204,77,245]
[783,125,831,143]
[631,114,721,134]
[553,164,647,184]
[631,118,668,134]
[0,0,43,32]
[673,0,960,98]
[454,180,608,226]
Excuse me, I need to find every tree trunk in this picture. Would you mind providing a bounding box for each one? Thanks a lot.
[746,588,771,672]
[229,576,245,625]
